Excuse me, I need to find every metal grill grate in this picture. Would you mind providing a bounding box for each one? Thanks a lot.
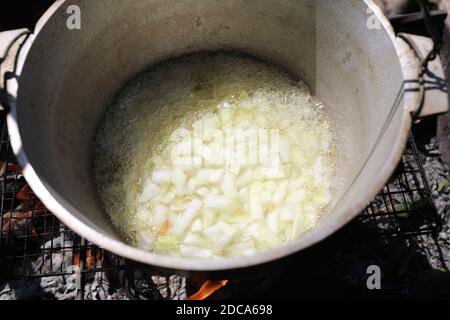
[356,137,441,238]
[0,111,442,298]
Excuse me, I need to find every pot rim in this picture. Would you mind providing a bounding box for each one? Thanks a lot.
[6,0,413,271]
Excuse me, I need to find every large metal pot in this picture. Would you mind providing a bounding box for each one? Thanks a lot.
[0,0,448,272]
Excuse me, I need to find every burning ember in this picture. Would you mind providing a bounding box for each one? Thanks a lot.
[73,247,103,270]
[188,280,229,300]
[0,182,47,239]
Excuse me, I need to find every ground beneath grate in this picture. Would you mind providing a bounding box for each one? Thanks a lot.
[419,137,450,269]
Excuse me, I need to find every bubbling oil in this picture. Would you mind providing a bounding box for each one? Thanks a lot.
[93,52,336,258]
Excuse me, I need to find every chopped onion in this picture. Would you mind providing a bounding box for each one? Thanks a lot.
[137,181,159,203]
[136,232,154,249]
[204,195,237,212]
[212,224,238,254]
[152,205,168,230]
[180,244,212,258]
[272,180,288,205]
[182,233,209,247]
[236,169,253,189]
[266,210,279,233]
[172,167,187,195]
[221,173,238,198]
[249,189,264,220]
[155,235,178,251]
[160,189,175,204]
[227,240,256,257]
[278,206,295,221]
[191,219,203,232]
[152,170,172,184]
[171,199,202,236]
[195,186,209,197]
[94,53,335,259]
[285,189,306,204]
[203,223,223,242]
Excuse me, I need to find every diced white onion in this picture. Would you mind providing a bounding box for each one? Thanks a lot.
[172,167,187,195]
[285,189,305,204]
[96,56,334,259]
[136,232,154,250]
[213,225,238,254]
[204,195,237,212]
[171,199,202,236]
[137,181,160,203]
[195,186,209,197]
[180,244,212,258]
[278,206,295,221]
[152,205,168,230]
[221,173,238,198]
[191,219,203,232]
[152,170,172,184]
[266,210,278,233]
[182,233,209,247]
[249,192,264,220]
[236,169,253,189]
[272,180,288,205]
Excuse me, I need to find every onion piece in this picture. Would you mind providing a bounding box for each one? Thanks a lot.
[202,209,217,228]
[136,232,154,250]
[182,233,210,247]
[191,219,203,232]
[221,173,238,198]
[285,189,306,204]
[212,224,238,254]
[236,169,253,189]
[188,177,197,191]
[204,195,237,212]
[227,240,256,257]
[195,186,209,198]
[155,235,179,251]
[288,178,305,191]
[172,167,187,195]
[256,167,285,180]
[272,180,288,205]
[202,223,223,242]
[159,189,175,204]
[266,210,279,233]
[152,170,172,184]
[278,206,295,221]
[228,162,241,176]
[152,205,168,230]
[171,199,202,236]
[279,138,291,163]
[137,181,160,203]
[180,244,212,258]
[238,187,249,202]
[249,183,264,220]
[254,225,282,248]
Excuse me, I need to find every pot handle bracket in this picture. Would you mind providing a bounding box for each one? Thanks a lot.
[398,33,449,119]
[0,29,31,113]
[389,4,448,119]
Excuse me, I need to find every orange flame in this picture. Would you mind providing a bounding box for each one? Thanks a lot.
[1,201,45,234]
[73,247,103,269]
[188,280,229,300]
